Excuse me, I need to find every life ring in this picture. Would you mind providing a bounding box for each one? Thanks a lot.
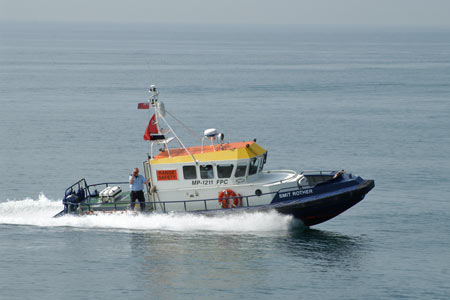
[233,193,243,208]
[218,189,242,208]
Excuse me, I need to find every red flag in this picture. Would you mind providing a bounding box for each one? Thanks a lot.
[138,102,150,109]
[144,114,158,140]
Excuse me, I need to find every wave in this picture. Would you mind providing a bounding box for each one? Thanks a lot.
[0,194,301,232]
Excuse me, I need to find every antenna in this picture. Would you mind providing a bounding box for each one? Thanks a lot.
[149,84,159,105]
[149,84,160,133]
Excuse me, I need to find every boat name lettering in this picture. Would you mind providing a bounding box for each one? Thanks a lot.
[191,179,229,186]
[216,179,228,185]
[192,180,213,185]
[278,189,312,198]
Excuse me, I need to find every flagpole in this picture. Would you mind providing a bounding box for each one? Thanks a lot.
[148,90,152,158]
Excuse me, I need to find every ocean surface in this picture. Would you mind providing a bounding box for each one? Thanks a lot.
[1,22,450,299]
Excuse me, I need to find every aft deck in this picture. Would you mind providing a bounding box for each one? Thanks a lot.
[78,192,132,213]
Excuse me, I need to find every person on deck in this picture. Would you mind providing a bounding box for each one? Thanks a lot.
[129,168,150,211]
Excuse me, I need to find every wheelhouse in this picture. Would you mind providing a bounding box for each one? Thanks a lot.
[148,141,268,190]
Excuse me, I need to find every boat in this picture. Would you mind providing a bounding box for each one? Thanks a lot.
[54,85,374,226]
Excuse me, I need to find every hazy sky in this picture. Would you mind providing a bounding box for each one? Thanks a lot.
[1,0,450,26]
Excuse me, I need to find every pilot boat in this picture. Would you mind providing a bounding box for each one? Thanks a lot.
[54,85,374,226]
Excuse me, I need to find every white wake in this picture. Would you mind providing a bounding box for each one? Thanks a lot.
[0,194,301,232]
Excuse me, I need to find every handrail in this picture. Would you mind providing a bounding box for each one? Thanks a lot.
[62,172,350,215]
[87,182,128,189]
[63,179,129,203]
[64,178,88,197]
[76,189,286,214]
[64,170,336,199]
[300,170,336,176]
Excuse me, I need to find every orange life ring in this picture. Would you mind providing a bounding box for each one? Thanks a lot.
[232,193,242,208]
[218,189,242,208]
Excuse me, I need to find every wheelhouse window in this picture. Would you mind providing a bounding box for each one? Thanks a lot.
[200,165,214,179]
[235,163,247,178]
[183,165,197,179]
[249,157,259,175]
[217,164,234,178]
[259,152,267,172]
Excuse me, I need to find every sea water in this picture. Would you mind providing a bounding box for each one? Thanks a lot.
[1,23,450,299]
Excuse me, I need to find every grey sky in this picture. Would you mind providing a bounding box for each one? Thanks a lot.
[1,0,450,26]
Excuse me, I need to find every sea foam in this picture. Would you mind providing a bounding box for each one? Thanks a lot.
[0,194,301,232]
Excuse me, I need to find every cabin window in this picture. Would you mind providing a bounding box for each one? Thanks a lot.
[235,163,247,178]
[200,165,214,179]
[217,164,234,178]
[259,152,267,172]
[249,157,259,175]
[183,165,197,179]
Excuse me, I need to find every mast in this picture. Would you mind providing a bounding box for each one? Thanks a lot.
[149,85,159,129]
[147,85,197,164]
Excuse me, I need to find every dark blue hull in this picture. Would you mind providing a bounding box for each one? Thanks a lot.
[195,177,374,226]
[56,174,375,227]
[273,179,374,226]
